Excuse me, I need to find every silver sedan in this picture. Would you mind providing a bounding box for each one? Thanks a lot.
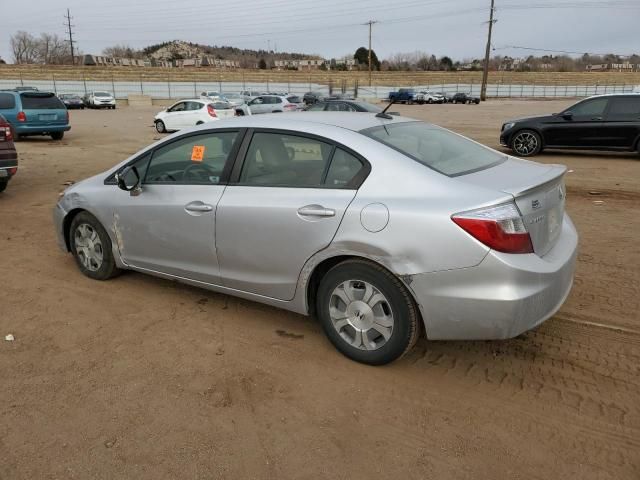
[53,113,578,365]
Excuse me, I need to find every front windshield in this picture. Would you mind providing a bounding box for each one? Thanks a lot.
[94,92,111,97]
[361,122,505,177]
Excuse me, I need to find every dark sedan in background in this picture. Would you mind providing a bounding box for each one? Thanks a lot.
[0,114,18,193]
[59,94,85,109]
[452,93,480,104]
[500,94,640,157]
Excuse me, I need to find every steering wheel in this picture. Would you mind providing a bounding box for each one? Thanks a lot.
[183,163,217,182]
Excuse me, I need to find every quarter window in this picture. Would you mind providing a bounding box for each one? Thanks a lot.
[0,93,16,109]
[145,132,240,185]
[325,149,364,187]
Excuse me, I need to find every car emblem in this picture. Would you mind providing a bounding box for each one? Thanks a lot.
[558,187,564,200]
[532,199,541,210]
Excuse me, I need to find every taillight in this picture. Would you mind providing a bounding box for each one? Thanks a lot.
[8,167,17,176]
[66,110,69,123]
[284,104,296,110]
[17,111,26,122]
[0,125,11,141]
[207,104,217,117]
[452,203,534,254]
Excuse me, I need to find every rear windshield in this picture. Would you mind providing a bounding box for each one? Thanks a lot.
[0,93,16,109]
[357,102,382,112]
[20,94,65,110]
[361,122,505,177]
[212,102,232,109]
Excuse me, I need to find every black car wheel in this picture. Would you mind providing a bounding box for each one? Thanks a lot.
[317,259,420,365]
[51,132,64,140]
[511,129,542,157]
[155,120,166,133]
[0,180,7,193]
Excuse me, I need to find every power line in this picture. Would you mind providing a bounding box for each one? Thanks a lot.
[64,8,76,65]
[496,45,637,57]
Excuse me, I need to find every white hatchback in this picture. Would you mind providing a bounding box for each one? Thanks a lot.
[154,99,235,133]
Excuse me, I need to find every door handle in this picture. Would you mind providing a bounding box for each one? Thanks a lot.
[297,205,336,217]
[185,201,213,213]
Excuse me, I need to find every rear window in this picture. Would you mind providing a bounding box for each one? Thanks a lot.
[356,102,382,113]
[608,97,640,116]
[212,102,232,109]
[0,93,16,109]
[20,94,65,110]
[361,122,505,177]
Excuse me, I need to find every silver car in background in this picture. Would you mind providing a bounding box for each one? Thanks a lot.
[53,113,577,365]
[247,95,304,114]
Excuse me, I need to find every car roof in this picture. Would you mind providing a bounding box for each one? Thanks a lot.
[192,111,420,132]
[585,93,640,99]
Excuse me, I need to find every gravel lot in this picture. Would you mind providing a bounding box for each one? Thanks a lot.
[1,100,638,479]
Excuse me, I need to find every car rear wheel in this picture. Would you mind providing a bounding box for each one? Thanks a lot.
[511,129,542,157]
[317,259,420,365]
[51,132,64,140]
[155,120,166,133]
[0,180,7,193]
[69,211,120,281]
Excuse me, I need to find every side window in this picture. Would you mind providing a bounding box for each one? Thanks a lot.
[250,97,263,105]
[607,97,640,119]
[0,93,16,109]
[239,132,333,187]
[274,97,282,104]
[570,98,608,117]
[325,149,364,187]
[168,102,185,112]
[187,101,203,111]
[307,103,325,111]
[145,132,240,185]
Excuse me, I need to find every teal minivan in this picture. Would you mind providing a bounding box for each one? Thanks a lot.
[0,90,71,140]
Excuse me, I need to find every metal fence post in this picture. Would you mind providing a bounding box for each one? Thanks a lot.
[218,72,222,93]
[83,74,87,95]
[20,73,24,86]
[194,79,197,97]
[242,72,245,90]
[52,74,57,94]
[111,74,116,98]
[309,75,311,92]
[140,75,143,94]
[168,74,171,99]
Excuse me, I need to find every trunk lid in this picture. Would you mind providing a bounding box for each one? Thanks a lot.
[456,157,566,256]
[20,93,68,126]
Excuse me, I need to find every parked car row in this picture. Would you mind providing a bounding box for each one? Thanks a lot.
[387,88,480,105]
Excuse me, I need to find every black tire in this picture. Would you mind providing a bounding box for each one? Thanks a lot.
[69,211,120,281]
[51,132,64,140]
[112,105,116,109]
[0,180,7,193]
[510,129,543,157]
[155,120,166,133]
[316,259,420,365]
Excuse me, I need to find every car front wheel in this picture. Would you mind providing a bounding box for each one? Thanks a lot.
[510,129,543,157]
[69,211,120,280]
[155,120,166,133]
[317,259,420,365]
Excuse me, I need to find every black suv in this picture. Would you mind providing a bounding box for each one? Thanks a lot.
[500,94,640,157]
[452,93,480,104]
[303,91,325,105]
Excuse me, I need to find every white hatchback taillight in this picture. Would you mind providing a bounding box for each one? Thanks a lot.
[207,104,217,117]
[452,202,534,254]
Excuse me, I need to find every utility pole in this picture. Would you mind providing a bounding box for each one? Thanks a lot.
[480,0,496,101]
[363,20,377,86]
[64,8,76,65]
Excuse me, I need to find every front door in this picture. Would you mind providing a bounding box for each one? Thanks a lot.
[248,97,267,115]
[543,97,608,147]
[164,101,189,130]
[112,130,242,284]
[216,131,368,300]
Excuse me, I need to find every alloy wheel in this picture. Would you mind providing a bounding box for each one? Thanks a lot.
[512,131,539,156]
[329,280,394,351]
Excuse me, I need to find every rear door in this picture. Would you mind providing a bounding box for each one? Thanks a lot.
[543,97,608,147]
[216,130,368,300]
[601,96,640,148]
[20,93,67,127]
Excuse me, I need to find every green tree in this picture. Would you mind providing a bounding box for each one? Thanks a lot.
[354,47,380,70]
[438,56,453,71]
[258,58,267,69]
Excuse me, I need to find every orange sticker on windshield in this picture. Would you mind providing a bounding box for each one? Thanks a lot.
[191,145,205,162]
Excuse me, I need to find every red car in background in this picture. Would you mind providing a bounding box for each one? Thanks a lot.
[0,114,18,193]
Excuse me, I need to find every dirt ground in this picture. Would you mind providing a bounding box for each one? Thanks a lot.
[1,100,638,479]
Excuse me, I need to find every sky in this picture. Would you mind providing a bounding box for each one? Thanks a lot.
[1,0,639,63]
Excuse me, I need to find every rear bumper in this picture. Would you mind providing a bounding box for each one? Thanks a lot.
[408,215,578,340]
[15,124,71,134]
[0,155,18,180]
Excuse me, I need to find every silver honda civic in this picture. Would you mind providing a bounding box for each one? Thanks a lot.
[53,112,578,365]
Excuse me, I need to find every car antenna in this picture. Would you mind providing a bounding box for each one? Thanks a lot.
[375,98,396,120]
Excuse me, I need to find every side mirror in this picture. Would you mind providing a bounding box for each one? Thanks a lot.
[116,166,141,196]
[562,111,573,120]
